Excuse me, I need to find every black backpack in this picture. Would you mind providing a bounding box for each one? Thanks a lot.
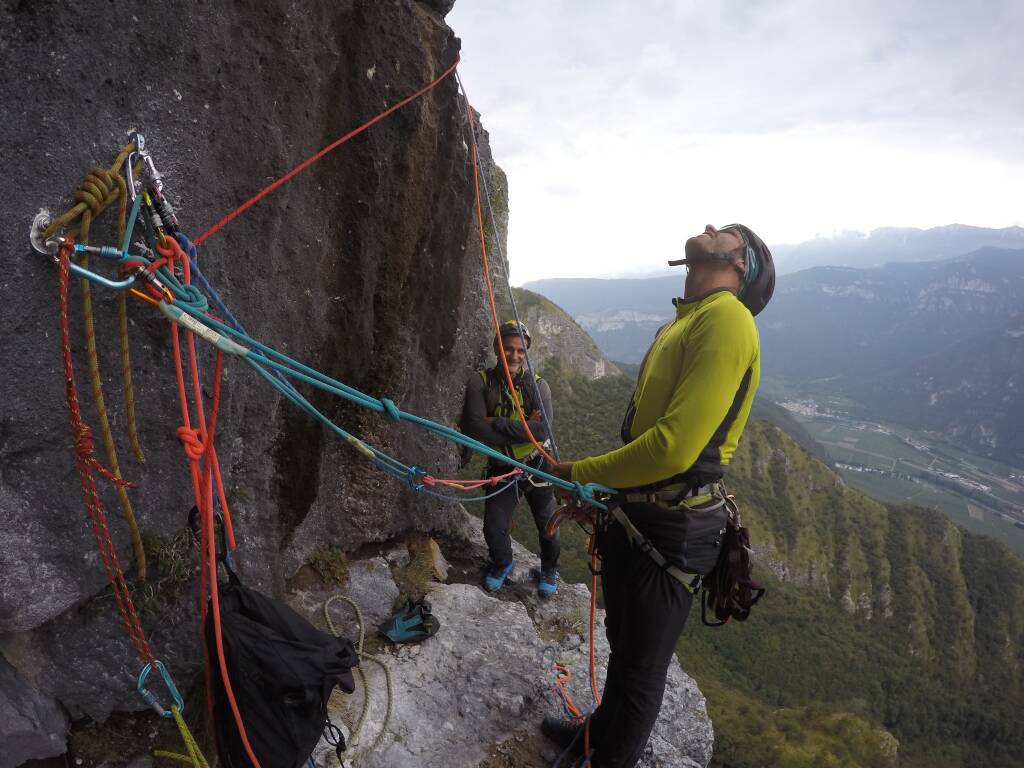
[205,567,358,768]
[699,493,766,626]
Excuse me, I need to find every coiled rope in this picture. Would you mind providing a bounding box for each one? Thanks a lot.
[324,596,395,763]
[44,148,148,579]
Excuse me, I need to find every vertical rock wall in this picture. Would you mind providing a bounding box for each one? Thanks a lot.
[0,0,508,760]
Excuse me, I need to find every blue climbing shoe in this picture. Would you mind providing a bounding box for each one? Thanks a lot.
[484,562,514,592]
[537,568,558,598]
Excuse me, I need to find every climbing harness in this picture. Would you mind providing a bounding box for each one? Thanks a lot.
[698,492,765,625]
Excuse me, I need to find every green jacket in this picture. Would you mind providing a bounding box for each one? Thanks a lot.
[572,289,760,489]
[461,367,553,462]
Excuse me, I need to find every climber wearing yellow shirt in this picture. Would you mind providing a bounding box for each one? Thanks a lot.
[543,223,776,768]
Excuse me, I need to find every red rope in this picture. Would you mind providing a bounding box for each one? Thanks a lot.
[59,241,154,665]
[422,467,522,489]
[194,57,461,246]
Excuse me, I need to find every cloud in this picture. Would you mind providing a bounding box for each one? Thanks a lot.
[449,0,1024,282]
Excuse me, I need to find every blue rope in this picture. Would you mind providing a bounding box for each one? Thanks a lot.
[177,232,295,394]
[252,357,519,505]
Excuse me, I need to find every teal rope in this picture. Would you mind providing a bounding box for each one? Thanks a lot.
[54,228,614,506]
[223,317,613,505]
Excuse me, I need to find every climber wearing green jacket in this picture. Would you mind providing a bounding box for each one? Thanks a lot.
[461,320,560,597]
[543,223,775,768]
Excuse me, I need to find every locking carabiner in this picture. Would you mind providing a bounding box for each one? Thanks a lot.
[137,659,185,718]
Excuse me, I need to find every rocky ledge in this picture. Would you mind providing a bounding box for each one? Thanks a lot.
[295,507,713,768]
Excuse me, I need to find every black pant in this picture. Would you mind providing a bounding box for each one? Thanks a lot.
[588,503,694,768]
[482,468,560,572]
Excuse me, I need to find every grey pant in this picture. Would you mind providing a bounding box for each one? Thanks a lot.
[482,470,560,572]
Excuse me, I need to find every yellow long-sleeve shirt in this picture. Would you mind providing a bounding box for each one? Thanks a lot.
[572,289,760,489]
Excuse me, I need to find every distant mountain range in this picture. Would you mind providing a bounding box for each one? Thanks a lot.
[524,236,1024,464]
[772,224,1024,274]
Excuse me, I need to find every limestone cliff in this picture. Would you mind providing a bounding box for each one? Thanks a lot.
[500,287,621,381]
[0,1,517,762]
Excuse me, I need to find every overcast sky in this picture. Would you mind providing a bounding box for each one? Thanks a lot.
[447,0,1024,284]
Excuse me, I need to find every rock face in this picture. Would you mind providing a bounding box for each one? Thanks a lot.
[0,0,515,758]
[500,287,621,381]
[0,656,68,767]
[307,509,714,768]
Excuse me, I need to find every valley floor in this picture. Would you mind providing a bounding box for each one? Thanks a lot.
[782,401,1024,558]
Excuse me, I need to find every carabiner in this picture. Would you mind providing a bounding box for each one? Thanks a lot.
[126,132,146,201]
[137,659,185,718]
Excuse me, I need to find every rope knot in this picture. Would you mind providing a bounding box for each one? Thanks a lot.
[406,466,426,492]
[379,398,401,423]
[573,481,590,504]
[73,422,95,459]
[177,284,208,313]
[74,169,116,216]
[176,426,205,460]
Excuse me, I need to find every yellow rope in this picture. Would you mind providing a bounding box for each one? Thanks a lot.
[45,146,148,580]
[152,705,211,768]
[113,165,146,465]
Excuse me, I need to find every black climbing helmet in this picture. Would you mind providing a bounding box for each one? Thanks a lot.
[494,319,531,350]
[667,224,775,317]
[723,223,775,317]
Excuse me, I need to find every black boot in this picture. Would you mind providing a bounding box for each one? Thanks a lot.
[541,714,584,752]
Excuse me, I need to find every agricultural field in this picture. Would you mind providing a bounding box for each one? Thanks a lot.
[790,409,1024,558]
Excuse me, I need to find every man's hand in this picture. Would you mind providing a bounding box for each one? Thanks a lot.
[551,462,574,480]
[528,409,541,422]
[550,461,575,503]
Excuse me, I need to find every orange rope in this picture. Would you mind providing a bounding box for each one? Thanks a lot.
[461,84,558,467]
[158,236,260,767]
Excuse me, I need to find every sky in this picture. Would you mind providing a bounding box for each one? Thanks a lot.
[447,0,1024,284]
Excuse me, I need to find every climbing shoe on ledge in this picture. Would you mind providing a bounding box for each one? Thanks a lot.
[483,562,514,592]
[537,568,558,598]
[379,599,441,644]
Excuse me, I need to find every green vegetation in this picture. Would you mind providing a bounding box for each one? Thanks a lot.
[392,534,440,605]
[497,361,1024,768]
[797,415,1024,558]
[308,545,350,586]
[509,285,565,318]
